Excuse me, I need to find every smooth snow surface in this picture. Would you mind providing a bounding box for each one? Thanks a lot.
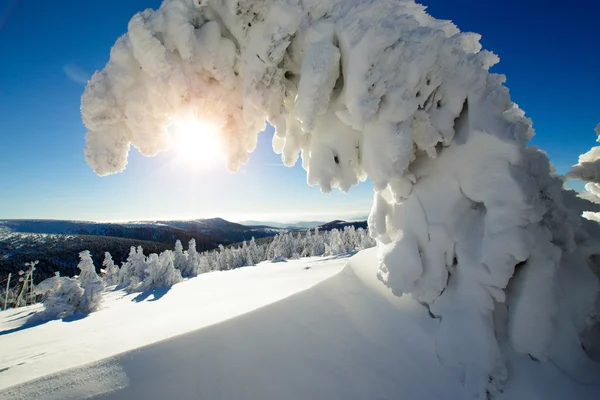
[1,251,598,400]
[0,256,345,394]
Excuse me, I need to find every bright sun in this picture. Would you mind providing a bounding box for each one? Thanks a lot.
[170,114,223,168]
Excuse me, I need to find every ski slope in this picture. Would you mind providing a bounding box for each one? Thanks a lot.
[1,251,598,399]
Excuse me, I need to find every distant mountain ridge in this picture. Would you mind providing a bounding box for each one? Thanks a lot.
[238,220,326,229]
[238,218,368,230]
[317,220,368,231]
[0,218,278,248]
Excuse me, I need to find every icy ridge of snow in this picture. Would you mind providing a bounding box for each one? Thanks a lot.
[80,0,600,396]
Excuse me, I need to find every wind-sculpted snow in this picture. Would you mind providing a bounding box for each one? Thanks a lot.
[81,0,600,397]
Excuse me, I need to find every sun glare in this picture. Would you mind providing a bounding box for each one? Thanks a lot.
[170,115,224,168]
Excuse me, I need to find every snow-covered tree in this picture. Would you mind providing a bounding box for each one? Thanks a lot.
[197,253,211,274]
[241,240,253,266]
[120,246,147,287]
[39,275,103,320]
[357,228,375,250]
[137,251,183,291]
[250,237,264,262]
[101,252,120,286]
[76,250,102,289]
[311,229,326,257]
[41,277,84,320]
[80,0,600,395]
[173,239,188,273]
[34,272,62,297]
[327,229,345,255]
[181,238,200,277]
[80,279,105,314]
[74,250,105,313]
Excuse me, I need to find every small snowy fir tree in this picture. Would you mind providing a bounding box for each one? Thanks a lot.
[197,253,211,274]
[328,229,345,255]
[242,240,253,266]
[101,252,120,286]
[312,228,326,257]
[75,250,105,312]
[180,238,199,277]
[120,246,147,289]
[173,239,188,273]
[76,250,102,289]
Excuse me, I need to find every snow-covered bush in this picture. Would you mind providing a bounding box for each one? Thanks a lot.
[100,251,120,286]
[80,0,600,395]
[38,274,103,320]
[40,277,84,319]
[34,272,62,297]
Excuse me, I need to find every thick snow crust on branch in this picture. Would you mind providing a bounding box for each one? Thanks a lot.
[568,124,600,184]
[81,0,600,396]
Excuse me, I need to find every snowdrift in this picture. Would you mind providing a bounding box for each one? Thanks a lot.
[1,251,598,399]
[0,256,346,394]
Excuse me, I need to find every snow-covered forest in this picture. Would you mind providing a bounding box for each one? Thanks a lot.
[1,227,374,317]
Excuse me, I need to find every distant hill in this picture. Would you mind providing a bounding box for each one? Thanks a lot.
[238,220,326,230]
[317,220,368,231]
[0,218,278,248]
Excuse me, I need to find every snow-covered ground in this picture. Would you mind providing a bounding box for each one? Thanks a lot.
[1,251,598,399]
[0,256,345,395]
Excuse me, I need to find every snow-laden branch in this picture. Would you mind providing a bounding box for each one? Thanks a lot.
[567,124,600,183]
[81,0,600,396]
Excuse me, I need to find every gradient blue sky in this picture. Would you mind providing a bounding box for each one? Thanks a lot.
[0,0,598,222]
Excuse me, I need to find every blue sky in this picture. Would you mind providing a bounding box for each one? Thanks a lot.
[0,0,598,223]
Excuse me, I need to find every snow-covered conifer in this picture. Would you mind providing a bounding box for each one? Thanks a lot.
[101,252,120,286]
[328,229,345,255]
[197,253,211,274]
[76,250,102,289]
[312,228,326,257]
[138,251,183,291]
[173,239,188,273]
[180,238,200,277]
[120,246,146,288]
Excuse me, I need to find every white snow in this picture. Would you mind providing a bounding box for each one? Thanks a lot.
[78,0,600,395]
[0,256,346,392]
[1,251,598,400]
